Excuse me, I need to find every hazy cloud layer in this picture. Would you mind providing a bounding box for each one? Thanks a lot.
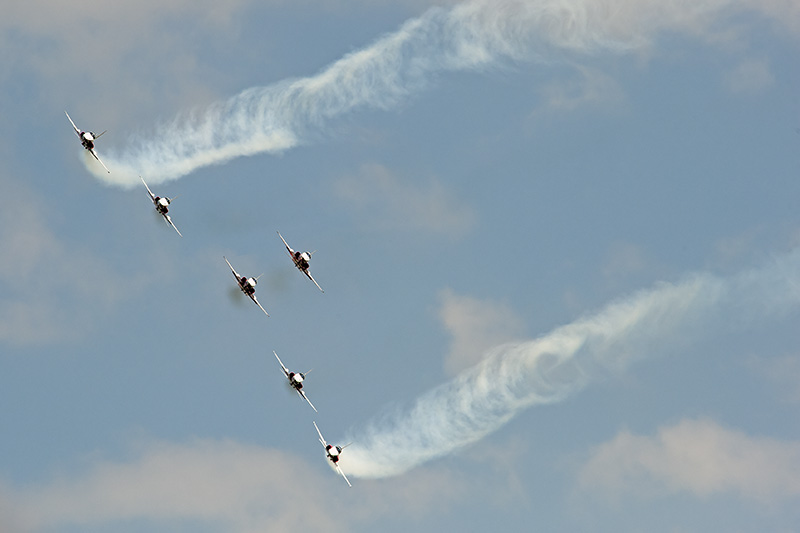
[1,438,491,532]
[578,418,800,504]
[0,169,145,346]
[0,0,254,121]
[11,440,342,532]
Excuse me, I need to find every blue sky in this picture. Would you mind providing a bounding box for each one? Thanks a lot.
[1,0,799,531]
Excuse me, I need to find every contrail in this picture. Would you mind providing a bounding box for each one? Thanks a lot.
[343,250,800,478]
[89,0,795,185]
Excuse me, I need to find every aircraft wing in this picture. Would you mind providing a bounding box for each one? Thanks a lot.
[164,214,182,237]
[141,176,156,202]
[277,231,294,255]
[65,111,80,136]
[298,389,317,413]
[223,256,240,281]
[313,421,327,447]
[304,270,324,293]
[273,351,290,378]
[335,465,352,487]
[90,149,111,173]
[249,293,270,317]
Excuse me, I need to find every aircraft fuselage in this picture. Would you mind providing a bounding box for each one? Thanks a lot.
[288,372,304,389]
[239,277,256,296]
[293,252,310,270]
[326,445,341,463]
[154,197,169,214]
[80,133,95,150]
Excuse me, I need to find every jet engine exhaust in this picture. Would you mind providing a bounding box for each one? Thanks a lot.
[85,0,795,185]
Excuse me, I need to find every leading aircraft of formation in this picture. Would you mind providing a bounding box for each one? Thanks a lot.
[313,421,352,487]
[64,111,362,487]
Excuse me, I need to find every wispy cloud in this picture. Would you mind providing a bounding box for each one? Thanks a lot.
[578,418,800,504]
[438,289,526,375]
[534,66,626,115]
[724,58,775,95]
[334,163,476,237]
[0,168,150,346]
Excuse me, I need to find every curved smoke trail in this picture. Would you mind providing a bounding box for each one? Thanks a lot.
[343,250,800,478]
[89,0,792,186]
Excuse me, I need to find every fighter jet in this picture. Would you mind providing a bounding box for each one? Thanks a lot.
[65,111,110,173]
[313,421,351,487]
[141,177,182,237]
[274,351,316,412]
[224,256,269,317]
[277,231,324,293]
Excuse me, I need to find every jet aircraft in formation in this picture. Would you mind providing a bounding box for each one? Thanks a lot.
[66,112,351,485]
[274,351,316,412]
[278,231,324,292]
[141,177,182,237]
[224,256,270,317]
[313,421,352,487]
[65,111,110,173]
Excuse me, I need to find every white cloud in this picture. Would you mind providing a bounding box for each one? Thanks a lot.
[3,437,471,532]
[438,288,526,375]
[0,169,147,346]
[578,418,800,504]
[334,163,476,237]
[14,440,342,532]
[0,0,254,121]
[724,58,775,95]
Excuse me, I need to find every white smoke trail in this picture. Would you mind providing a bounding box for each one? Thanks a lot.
[343,250,800,478]
[90,0,796,186]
